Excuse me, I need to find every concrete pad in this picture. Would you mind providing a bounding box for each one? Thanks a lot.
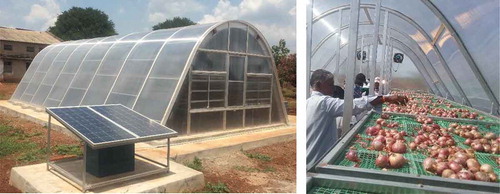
[10,158,204,193]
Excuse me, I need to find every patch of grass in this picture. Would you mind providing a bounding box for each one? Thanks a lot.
[54,144,82,157]
[262,166,276,172]
[205,182,230,193]
[241,149,271,162]
[185,156,203,171]
[0,124,38,157]
[282,86,296,99]
[17,148,48,163]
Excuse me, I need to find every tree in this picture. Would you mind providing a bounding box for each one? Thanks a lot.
[152,17,196,30]
[48,7,117,41]
[271,39,290,67]
[276,54,296,87]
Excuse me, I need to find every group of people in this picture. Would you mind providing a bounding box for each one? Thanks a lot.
[306,69,408,170]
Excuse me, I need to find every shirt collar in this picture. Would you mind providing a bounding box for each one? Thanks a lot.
[311,91,325,96]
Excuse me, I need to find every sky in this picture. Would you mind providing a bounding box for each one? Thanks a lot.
[0,0,296,52]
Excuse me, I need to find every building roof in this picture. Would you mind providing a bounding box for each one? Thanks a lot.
[0,27,61,45]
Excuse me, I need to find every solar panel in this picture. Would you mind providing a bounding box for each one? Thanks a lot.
[47,105,177,149]
[90,105,175,137]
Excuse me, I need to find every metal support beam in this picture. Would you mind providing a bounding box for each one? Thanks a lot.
[306,0,314,98]
[381,10,389,94]
[368,0,381,95]
[431,24,445,45]
[334,9,342,83]
[421,0,499,114]
[341,0,360,134]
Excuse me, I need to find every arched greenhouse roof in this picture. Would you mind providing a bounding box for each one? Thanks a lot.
[308,0,499,114]
[10,20,288,127]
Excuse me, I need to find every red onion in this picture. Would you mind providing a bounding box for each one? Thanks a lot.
[480,164,493,173]
[375,154,390,168]
[409,142,417,150]
[389,154,406,168]
[376,118,384,124]
[464,138,472,145]
[436,162,449,176]
[423,158,437,173]
[484,132,496,140]
[391,140,407,153]
[374,135,386,142]
[483,144,492,153]
[458,170,473,180]
[472,142,484,152]
[488,173,498,182]
[448,162,463,173]
[441,169,455,178]
[439,148,449,156]
[466,159,480,173]
[452,157,467,167]
[371,140,384,151]
[346,149,359,162]
[474,172,490,182]
[449,174,459,179]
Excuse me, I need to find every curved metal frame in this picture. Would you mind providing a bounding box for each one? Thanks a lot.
[312,4,470,104]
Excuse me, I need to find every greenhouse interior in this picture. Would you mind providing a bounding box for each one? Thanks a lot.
[306,0,499,193]
[9,20,288,135]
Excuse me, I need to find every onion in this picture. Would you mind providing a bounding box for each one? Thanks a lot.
[441,169,455,178]
[423,158,437,173]
[453,157,467,167]
[474,172,490,182]
[464,138,472,145]
[376,118,384,124]
[409,142,417,150]
[466,159,480,173]
[449,174,458,179]
[439,148,450,156]
[375,154,390,168]
[483,144,492,153]
[389,154,406,168]
[472,143,484,152]
[371,140,384,151]
[436,162,449,176]
[346,149,359,162]
[391,141,407,153]
[458,170,474,180]
[488,173,498,182]
[374,135,386,142]
[480,164,493,173]
[448,162,463,173]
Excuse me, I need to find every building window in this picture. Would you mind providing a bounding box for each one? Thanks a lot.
[26,62,31,70]
[4,61,13,73]
[4,44,13,51]
[27,46,35,52]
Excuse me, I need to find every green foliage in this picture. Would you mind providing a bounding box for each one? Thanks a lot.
[271,39,290,66]
[185,156,203,171]
[54,144,82,157]
[205,182,230,193]
[152,17,196,30]
[49,7,117,41]
[17,148,47,163]
[241,149,271,162]
[0,124,37,157]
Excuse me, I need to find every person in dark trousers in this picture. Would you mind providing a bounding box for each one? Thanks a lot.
[306,69,408,170]
[354,73,368,97]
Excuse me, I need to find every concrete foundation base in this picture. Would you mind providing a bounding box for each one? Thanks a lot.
[10,159,204,193]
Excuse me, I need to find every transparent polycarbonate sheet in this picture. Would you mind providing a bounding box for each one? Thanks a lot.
[200,23,228,50]
[31,45,80,105]
[247,28,267,55]
[191,111,223,133]
[134,41,197,120]
[166,78,189,134]
[425,49,461,101]
[247,56,271,74]
[229,22,247,53]
[437,30,491,111]
[229,56,245,81]
[245,108,270,127]
[143,28,177,40]
[60,43,115,106]
[313,0,350,18]
[312,11,342,50]
[170,23,213,41]
[11,46,52,99]
[434,0,500,102]
[106,42,164,107]
[80,42,135,105]
[20,45,66,103]
[121,32,150,41]
[44,44,95,107]
[192,51,226,71]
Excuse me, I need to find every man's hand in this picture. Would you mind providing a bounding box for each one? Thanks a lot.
[385,95,409,106]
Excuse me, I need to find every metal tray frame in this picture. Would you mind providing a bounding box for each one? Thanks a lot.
[315,110,499,193]
[46,114,173,192]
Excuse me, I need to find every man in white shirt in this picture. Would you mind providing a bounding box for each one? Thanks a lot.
[306,69,407,170]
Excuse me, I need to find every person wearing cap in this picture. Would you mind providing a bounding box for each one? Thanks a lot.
[306,69,408,170]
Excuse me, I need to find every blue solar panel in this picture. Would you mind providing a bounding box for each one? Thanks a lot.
[90,105,176,137]
[49,107,135,144]
[47,105,177,148]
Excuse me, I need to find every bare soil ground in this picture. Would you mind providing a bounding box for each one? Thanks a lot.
[198,140,296,193]
[0,82,17,100]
